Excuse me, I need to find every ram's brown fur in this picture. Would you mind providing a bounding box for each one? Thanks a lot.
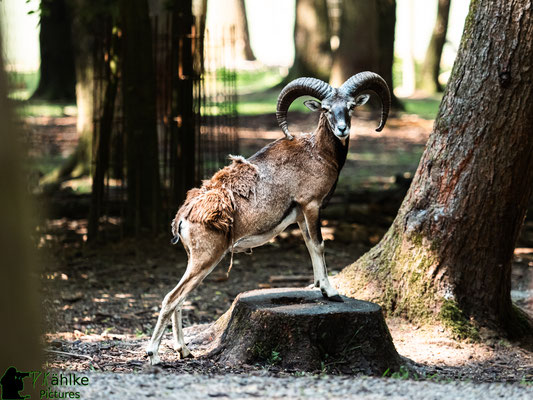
[175,156,259,235]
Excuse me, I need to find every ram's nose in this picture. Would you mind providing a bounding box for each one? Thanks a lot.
[336,124,349,138]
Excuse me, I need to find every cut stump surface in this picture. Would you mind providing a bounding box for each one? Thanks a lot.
[188,288,401,374]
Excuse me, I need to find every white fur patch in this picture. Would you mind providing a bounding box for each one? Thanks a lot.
[232,208,298,252]
[228,155,250,164]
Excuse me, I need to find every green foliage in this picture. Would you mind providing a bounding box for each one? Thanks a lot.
[519,376,532,386]
[382,365,410,380]
[251,343,282,366]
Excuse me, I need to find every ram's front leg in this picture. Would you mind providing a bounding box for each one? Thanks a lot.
[298,203,343,302]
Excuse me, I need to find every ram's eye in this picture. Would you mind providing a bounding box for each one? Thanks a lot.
[322,107,331,113]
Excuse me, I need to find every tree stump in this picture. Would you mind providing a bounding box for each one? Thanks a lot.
[189,288,401,374]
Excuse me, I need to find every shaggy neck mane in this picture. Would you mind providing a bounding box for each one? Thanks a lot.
[314,113,349,171]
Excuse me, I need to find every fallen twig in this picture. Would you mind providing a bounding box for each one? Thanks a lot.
[45,348,93,361]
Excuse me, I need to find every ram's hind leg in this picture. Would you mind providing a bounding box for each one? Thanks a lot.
[146,236,227,365]
[171,308,189,358]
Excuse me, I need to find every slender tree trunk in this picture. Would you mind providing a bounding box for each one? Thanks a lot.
[236,0,255,61]
[40,0,95,186]
[120,0,161,234]
[331,0,400,107]
[377,0,402,109]
[32,0,76,101]
[285,0,332,82]
[206,0,255,63]
[170,0,197,206]
[419,0,451,93]
[336,0,533,338]
[88,76,117,241]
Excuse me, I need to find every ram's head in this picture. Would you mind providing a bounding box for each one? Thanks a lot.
[276,71,391,140]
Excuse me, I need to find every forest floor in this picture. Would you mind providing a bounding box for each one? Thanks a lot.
[26,109,533,394]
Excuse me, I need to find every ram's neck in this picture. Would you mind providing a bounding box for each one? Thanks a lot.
[314,113,349,172]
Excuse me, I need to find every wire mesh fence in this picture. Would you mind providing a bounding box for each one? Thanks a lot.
[89,13,238,240]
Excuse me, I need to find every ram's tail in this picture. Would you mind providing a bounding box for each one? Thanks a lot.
[170,220,182,245]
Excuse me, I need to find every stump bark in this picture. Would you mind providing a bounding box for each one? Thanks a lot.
[189,288,401,374]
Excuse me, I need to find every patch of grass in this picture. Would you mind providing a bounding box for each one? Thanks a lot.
[238,87,315,116]
[7,70,39,100]
[236,68,313,116]
[29,155,67,176]
[402,96,443,120]
[237,68,284,94]
[340,146,425,191]
[251,343,283,366]
[383,365,411,380]
[16,100,77,118]
[520,376,532,386]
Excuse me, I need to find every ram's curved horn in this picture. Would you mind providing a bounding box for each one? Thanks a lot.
[339,71,391,132]
[276,77,333,140]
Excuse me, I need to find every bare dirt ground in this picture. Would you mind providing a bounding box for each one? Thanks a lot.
[28,110,533,385]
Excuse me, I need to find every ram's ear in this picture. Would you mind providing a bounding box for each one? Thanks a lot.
[303,100,322,112]
[354,94,370,107]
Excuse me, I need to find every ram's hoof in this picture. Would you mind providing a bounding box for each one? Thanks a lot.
[175,344,192,359]
[146,349,161,365]
[327,294,344,302]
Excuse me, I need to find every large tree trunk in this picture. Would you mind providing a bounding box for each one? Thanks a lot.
[0,29,42,395]
[419,0,451,93]
[330,0,400,107]
[285,0,332,82]
[120,0,161,234]
[32,0,76,101]
[336,0,533,338]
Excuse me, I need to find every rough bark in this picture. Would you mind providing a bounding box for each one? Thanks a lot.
[419,0,451,93]
[336,0,533,338]
[120,0,161,233]
[330,0,400,108]
[88,76,117,241]
[32,0,76,101]
[0,32,42,392]
[188,289,401,374]
[285,0,332,83]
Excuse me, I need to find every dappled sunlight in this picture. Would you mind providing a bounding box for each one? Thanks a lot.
[387,318,533,381]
